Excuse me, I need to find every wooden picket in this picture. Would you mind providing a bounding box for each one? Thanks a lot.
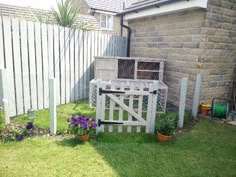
[97,80,158,134]
[0,17,127,117]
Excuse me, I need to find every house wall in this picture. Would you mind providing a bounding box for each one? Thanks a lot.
[128,0,236,108]
[200,0,236,103]
[93,13,121,35]
[70,0,122,35]
[129,9,206,108]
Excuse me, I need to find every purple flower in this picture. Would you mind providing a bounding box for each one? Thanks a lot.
[26,122,34,130]
[70,115,79,125]
[91,121,97,127]
[16,134,24,141]
[81,122,88,129]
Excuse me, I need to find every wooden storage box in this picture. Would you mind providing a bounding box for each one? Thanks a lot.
[94,56,165,81]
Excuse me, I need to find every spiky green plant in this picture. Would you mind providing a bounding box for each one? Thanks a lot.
[52,0,79,27]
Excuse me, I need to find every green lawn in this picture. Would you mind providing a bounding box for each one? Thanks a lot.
[0,101,236,177]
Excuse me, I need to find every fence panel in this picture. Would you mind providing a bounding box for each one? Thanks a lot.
[0,17,127,117]
[3,17,16,116]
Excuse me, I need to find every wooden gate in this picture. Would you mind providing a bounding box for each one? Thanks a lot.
[96,79,158,134]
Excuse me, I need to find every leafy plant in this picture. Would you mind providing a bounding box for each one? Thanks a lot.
[156,113,178,136]
[51,0,80,27]
[68,115,97,136]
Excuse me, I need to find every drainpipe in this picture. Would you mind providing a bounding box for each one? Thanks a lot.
[120,15,131,57]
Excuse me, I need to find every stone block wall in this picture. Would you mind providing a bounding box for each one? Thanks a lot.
[200,0,236,103]
[128,0,236,108]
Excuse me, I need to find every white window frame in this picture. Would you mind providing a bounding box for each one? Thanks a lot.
[100,14,113,30]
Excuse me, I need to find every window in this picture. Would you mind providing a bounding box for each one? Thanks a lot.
[100,14,113,29]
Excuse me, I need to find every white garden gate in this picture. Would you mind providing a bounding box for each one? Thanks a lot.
[95,79,158,134]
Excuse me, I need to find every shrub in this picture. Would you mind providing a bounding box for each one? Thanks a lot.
[156,113,178,136]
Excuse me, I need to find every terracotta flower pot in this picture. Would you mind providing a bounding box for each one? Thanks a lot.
[156,132,172,141]
[200,105,209,116]
[76,134,89,141]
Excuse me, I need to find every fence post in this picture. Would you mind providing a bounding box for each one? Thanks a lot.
[96,79,102,134]
[192,74,202,118]
[0,68,10,124]
[150,81,158,134]
[178,78,188,128]
[49,78,57,134]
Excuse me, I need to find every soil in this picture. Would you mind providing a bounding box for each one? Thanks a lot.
[174,118,199,137]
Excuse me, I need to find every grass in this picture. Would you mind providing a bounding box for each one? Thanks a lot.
[12,99,96,132]
[0,101,236,177]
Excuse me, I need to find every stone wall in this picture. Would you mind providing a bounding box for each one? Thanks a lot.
[129,9,206,108]
[128,0,236,108]
[200,0,236,103]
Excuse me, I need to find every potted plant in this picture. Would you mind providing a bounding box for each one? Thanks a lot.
[156,114,177,141]
[68,115,97,141]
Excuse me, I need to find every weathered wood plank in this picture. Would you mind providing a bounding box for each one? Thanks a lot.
[35,22,43,110]
[20,20,31,112]
[65,27,70,103]
[41,23,48,108]
[59,27,65,104]
[109,83,115,132]
[79,31,84,99]
[2,18,15,116]
[137,85,144,133]
[28,21,37,110]
[12,19,24,115]
[70,28,75,102]
[118,84,124,133]
[74,29,79,101]
[53,25,60,105]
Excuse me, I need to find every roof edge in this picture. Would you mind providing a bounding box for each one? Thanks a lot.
[117,0,179,16]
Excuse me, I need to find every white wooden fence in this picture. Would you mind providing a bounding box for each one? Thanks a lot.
[96,79,158,134]
[0,17,127,117]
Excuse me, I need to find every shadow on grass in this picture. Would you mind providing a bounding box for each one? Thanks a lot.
[56,137,87,147]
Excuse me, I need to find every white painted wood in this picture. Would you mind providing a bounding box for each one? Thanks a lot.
[146,84,153,133]
[108,94,146,123]
[109,83,115,132]
[137,85,144,133]
[86,31,91,97]
[65,27,70,103]
[79,31,84,99]
[41,23,49,108]
[59,27,65,104]
[70,28,75,102]
[91,31,95,79]
[95,79,102,134]
[83,31,88,99]
[150,81,158,133]
[0,17,4,69]
[35,22,44,110]
[49,78,57,134]
[20,20,30,112]
[97,31,102,57]
[124,0,208,20]
[178,78,188,128]
[0,69,10,124]
[192,74,202,118]
[74,29,79,101]
[48,25,54,81]
[127,84,134,132]
[118,84,124,133]
[12,19,24,115]
[100,83,106,132]
[28,21,37,110]
[53,25,60,105]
